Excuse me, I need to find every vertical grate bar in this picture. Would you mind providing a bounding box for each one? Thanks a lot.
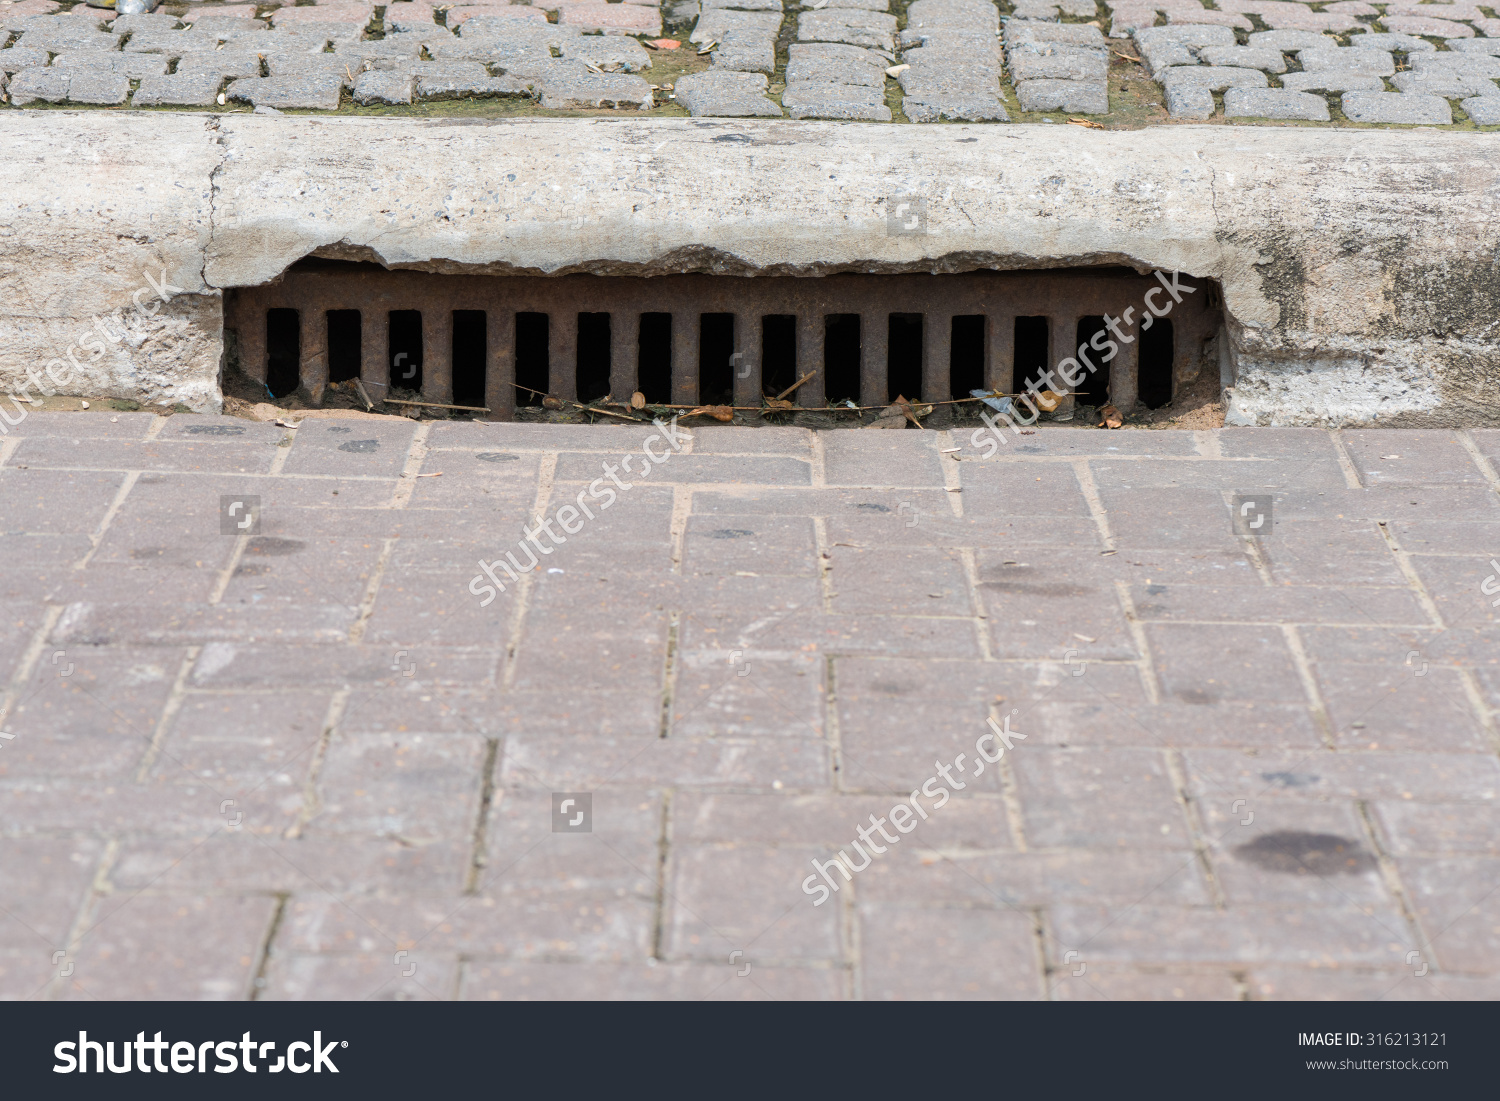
[923,311,950,405]
[734,312,760,409]
[487,308,515,421]
[1110,320,1138,411]
[797,312,825,407]
[359,309,388,404]
[299,298,330,400]
[1049,314,1075,420]
[425,310,454,404]
[610,309,636,404]
[549,312,577,402]
[238,299,267,385]
[672,311,698,406]
[860,311,886,409]
[987,310,1012,395]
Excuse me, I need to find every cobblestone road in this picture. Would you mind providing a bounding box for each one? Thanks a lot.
[2,412,1498,1000]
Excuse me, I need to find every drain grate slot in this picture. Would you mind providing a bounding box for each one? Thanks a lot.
[452,310,487,409]
[1140,317,1174,409]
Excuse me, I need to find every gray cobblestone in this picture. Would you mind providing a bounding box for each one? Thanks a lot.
[226,71,344,109]
[1014,76,1108,113]
[673,69,782,116]
[538,70,653,109]
[1390,70,1498,97]
[353,67,415,104]
[1341,89,1454,123]
[782,79,891,119]
[1197,45,1287,73]
[1463,95,1500,123]
[1224,87,1332,120]
[53,50,169,78]
[132,70,225,106]
[1280,70,1386,93]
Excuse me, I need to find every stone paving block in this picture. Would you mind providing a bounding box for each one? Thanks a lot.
[710,40,778,73]
[15,26,118,52]
[796,10,896,50]
[1412,51,1500,78]
[1161,63,1269,92]
[5,65,68,103]
[681,513,817,576]
[1148,622,1306,704]
[1098,487,1243,551]
[1051,967,1240,1001]
[1197,44,1287,72]
[0,838,103,956]
[1398,856,1500,971]
[1280,70,1386,92]
[0,467,126,533]
[827,544,974,617]
[1014,746,1193,850]
[120,27,219,56]
[1408,554,1500,629]
[1352,31,1437,53]
[782,79,891,119]
[461,960,844,999]
[1342,428,1490,485]
[1006,44,1107,81]
[1341,89,1454,123]
[1184,747,1500,804]
[560,34,651,72]
[1382,13,1474,37]
[61,893,277,1000]
[1014,77,1108,113]
[1246,28,1338,51]
[415,62,534,99]
[53,48,168,78]
[500,732,830,790]
[227,70,344,109]
[260,952,461,1000]
[1248,967,1500,1000]
[1450,37,1500,55]
[672,650,824,737]
[1134,24,1235,74]
[860,907,1041,999]
[1299,47,1395,79]
[353,67,415,103]
[690,8,783,45]
[176,49,264,79]
[668,844,842,962]
[1372,800,1500,855]
[1229,86,1333,119]
[977,556,1138,661]
[897,61,999,98]
[784,52,885,86]
[305,732,488,843]
[903,94,1009,120]
[1463,95,1500,123]
[673,69,782,116]
[1048,902,1415,968]
[1391,69,1497,96]
[1200,799,1393,907]
[1005,19,1105,49]
[558,3,661,35]
[1165,81,1215,117]
[538,69,653,108]
[1026,698,1325,749]
[0,45,49,71]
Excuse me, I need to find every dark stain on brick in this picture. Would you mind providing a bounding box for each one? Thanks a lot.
[339,439,379,453]
[245,537,305,557]
[1235,830,1375,876]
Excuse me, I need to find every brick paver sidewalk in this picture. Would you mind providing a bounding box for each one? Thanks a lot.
[2,413,1498,1000]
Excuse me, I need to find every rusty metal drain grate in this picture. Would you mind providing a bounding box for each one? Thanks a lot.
[225,261,1223,420]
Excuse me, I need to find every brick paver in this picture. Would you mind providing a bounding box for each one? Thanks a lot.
[1,414,1498,1000]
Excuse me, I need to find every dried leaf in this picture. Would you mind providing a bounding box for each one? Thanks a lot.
[646,38,680,49]
[1035,389,1064,412]
[688,405,734,422]
[1068,117,1105,129]
[630,391,646,410]
[765,398,795,411]
[1098,403,1123,429]
[542,396,564,411]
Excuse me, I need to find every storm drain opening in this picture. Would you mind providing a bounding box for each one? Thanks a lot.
[699,313,735,407]
[224,265,1221,421]
[452,310,487,410]
[326,310,362,385]
[515,312,549,407]
[388,310,423,393]
[576,312,611,405]
[265,308,300,400]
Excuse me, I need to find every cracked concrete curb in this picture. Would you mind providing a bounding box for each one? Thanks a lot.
[1,113,1498,424]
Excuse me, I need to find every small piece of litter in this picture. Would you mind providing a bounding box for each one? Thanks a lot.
[80,400,89,409]
[1381,455,1400,459]
[414,472,443,478]
[646,38,679,49]
[275,419,301,429]
[547,568,564,574]
[1073,633,1096,642]
[1101,550,1117,555]
[940,447,960,453]
[110,416,118,422]
[734,571,759,576]
[946,487,961,492]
